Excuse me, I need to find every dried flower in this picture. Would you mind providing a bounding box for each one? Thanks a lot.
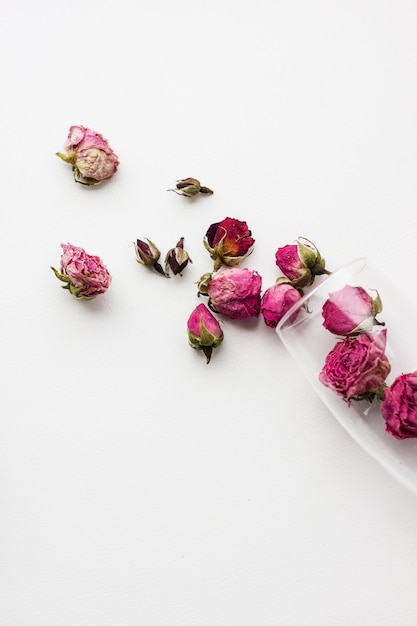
[187,303,224,363]
[261,282,302,328]
[134,238,167,276]
[51,243,112,299]
[206,267,262,319]
[164,237,192,276]
[275,237,328,288]
[169,177,213,197]
[322,284,383,336]
[56,125,119,185]
[204,217,255,271]
[319,329,390,403]
[381,372,417,439]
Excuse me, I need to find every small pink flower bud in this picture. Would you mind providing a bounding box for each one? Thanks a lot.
[134,238,167,276]
[51,243,112,300]
[275,237,328,288]
[56,125,119,185]
[169,177,213,197]
[261,282,302,328]
[322,284,383,336]
[187,303,224,363]
[206,267,262,319]
[164,237,192,276]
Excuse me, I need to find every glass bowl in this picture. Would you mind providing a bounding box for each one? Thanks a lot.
[276,257,417,495]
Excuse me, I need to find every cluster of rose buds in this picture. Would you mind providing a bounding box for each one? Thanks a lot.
[134,237,192,277]
[53,126,417,441]
[318,282,417,439]
[260,237,330,329]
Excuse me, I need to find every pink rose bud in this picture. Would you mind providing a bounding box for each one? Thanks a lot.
[51,243,112,300]
[187,303,224,363]
[56,125,119,185]
[381,371,417,439]
[164,237,192,276]
[322,284,383,336]
[134,238,167,276]
[275,237,328,288]
[206,267,262,319]
[261,282,302,328]
[204,217,255,271]
[319,329,390,403]
[169,177,213,197]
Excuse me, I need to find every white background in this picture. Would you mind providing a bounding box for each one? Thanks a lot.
[2,1,417,624]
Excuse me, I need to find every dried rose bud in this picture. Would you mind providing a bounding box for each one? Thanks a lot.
[322,284,383,336]
[319,329,390,403]
[169,177,213,197]
[187,303,224,363]
[51,243,112,300]
[197,272,214,297]
[56,125,119,185]
[381,371,417,439]
[204,217,255,271]
[275,237,329,288]
[134,238,167,277]
[261,282,302,328]
[206,267,262,319]
[164,237,192,276]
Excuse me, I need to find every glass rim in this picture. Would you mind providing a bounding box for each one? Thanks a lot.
[276,256,367,334]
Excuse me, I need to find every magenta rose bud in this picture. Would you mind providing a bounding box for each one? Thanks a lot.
[381,372,417,439]
[319,329,390,403]
[204,217,255,271]
[56,125,119,185]
[187,303,224,363]
[206,267,262,319]
[51,243,112,299]
[275,237,328,288]
[322,284,383,336]
[261,282,302,328]
[164,237,192,276]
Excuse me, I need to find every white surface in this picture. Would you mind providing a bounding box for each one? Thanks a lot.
[2,1,417,625]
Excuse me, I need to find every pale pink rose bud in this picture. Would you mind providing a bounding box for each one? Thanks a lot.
[275,237,328,288]
[261,282,302,328]
[169,177,213,197]
[187,303,224,363]
[134,238,167,276]
[51,243,112,299]
[56,125,119,185]
[206,267,262,319]
[322,284,383,336]
[164,237,192,276]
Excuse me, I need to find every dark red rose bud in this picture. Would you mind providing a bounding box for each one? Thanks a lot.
[164,237,192,276]
[204,217,255,271]
[134,238,167,276]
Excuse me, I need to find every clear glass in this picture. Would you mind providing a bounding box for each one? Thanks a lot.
[276,257,417,495]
